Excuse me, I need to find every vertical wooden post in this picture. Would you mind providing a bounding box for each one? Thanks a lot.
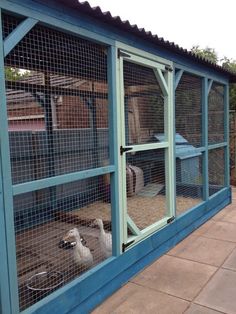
[107,45,121,255]
[202,77,209,201]
[224,84,230,187]
[0,9,19,314]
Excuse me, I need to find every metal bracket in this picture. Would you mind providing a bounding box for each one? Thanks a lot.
[165,65,173,72]
[118,49,131,59]
[167,216,175,224]
[122,240,135,252]
[120,146,133,155]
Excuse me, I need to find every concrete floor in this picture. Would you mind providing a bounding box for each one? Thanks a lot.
[93,189,236,314]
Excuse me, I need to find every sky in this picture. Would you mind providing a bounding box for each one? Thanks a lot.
[88,0,236,62]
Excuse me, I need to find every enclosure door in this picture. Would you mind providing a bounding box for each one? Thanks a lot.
[119,51,174,250]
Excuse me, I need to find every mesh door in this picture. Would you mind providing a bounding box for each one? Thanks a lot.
[3,13,111,311]
[123,61,165,145]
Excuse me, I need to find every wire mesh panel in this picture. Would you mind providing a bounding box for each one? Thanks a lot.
[208,83,224,145]
[4,14,109,185]
[123,61,165,145]
[176,154,203,215]
[175,73,202,147]
[126,149,167,230]
[175,73,203,215]
[14,175,112,310]
[209,148,225,196]
[2,13,111,311]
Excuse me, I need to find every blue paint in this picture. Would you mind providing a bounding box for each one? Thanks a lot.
[202,77,209,201]
[13,165,115,195]
[63,191,230,314]
[208,142,227,150]
[0,9,19,314]
[4,17,38,56]
[224,84,230,186]
[0,1,232,313]
[23,188,230,314]
[1,0,230,84]
[0,154,11,314]
[174,69,184,90]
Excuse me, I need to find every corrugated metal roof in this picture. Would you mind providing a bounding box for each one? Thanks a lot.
[56,0,236,82]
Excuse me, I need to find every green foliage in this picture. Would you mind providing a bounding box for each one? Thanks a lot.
[191,45,218,64]
[5,67,30,81]
[221,57,236,73]
[191,46,236,111]
[222,58,236,111]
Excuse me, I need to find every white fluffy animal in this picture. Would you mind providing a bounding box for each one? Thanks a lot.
[94,218,112,258]
[63,228,93,267]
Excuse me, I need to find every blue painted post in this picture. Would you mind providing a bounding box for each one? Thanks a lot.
[0,9,19,314]
[224,84,230,187]
[202,77,209,201]
[107,45,121,256]
[0,160,11,314]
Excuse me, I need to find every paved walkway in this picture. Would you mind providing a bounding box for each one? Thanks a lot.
[93,189,236,314]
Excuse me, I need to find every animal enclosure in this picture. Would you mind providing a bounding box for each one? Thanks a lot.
[0,1,234,314]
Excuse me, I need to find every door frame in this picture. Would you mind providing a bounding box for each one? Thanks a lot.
[117,46,175,249]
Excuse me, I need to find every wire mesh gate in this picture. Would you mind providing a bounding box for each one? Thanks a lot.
[119,52,175,247]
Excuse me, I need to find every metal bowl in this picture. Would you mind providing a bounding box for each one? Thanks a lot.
[26,271,64,291]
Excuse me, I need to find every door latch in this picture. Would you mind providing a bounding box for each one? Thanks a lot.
[167,216,175,224]
[120,146,133,155]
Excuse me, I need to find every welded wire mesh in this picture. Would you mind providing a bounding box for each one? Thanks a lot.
[123,61,167,230]
[175,73,203,215]
[4,14,109,185]
[208,83,224,145]
[176,155,203,215]
[209,148,225,196]
[126,149,167,231]
[3,13,111,310]
[123,61,164,145]
[175,73,202,147]
[14,175,112,310]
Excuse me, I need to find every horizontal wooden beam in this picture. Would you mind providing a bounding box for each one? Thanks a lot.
[6,80,108,99]
[208,142,227,150]
[13,165,115,195]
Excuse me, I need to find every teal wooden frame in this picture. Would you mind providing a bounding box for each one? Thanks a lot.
[174,65,229,203]
[0,9,20,314]
[203,77,209,200]
[4,17,38,56]
[0,3,118,313]
[0,0,232,313]
[116,47,175,247]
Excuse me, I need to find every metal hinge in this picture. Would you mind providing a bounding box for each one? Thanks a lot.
[118,49,131,59]
[120,146,133,155]
[167,216,175,224]
[165,65,173,72]
[122,240,135,252]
